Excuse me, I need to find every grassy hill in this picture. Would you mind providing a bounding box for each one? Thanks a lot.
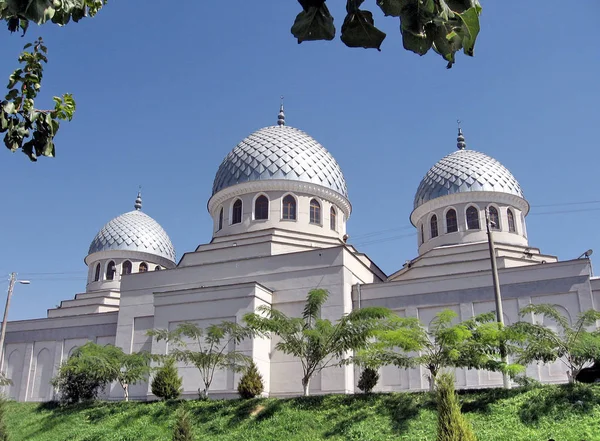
[4,384,600,441]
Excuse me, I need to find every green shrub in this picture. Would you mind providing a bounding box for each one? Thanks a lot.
[237,361,264,399]
[152,358,182,400]
[0,397,9,441]
[436,373,476,441]
[357,368,379,394]
[172,408,194,441]
[51,365,106,404]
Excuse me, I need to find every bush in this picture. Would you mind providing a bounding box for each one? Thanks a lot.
[172,408,194,441]
[357,368,379,394]
[51,366,106,404]
[0,397,9,441]
[436,373,476,441]
[237,361,264,399]
[152,358,182,400]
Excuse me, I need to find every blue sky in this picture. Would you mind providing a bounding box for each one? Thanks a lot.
[1,1,599,321]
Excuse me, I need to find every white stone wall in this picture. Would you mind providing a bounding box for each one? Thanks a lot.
[1,313,117,401]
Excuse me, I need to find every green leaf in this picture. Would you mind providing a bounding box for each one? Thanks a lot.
[2,101,16,114]
[376,0,410,17]
[340,9,386,50]
[291,4,336,43]
[457,6,480,56]
[401,25,433,56]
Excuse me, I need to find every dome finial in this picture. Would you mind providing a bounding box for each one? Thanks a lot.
[277,96,285,126]
[456,119,466,150]
[134,187,142,210]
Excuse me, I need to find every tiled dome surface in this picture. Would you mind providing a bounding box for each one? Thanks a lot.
[88,210,176,263]
[414,149,524,209]
[212,126,348,198]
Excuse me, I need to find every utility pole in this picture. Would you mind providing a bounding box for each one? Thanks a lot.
[485,209,511,389]
[0,273,29,372]
[0,273,16,371]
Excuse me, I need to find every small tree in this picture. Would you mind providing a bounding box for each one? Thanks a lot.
[151,358,182,400]
[510,304,600,382]
[352,310,521,391]
[0,396,9,441]
[52,343,151,402]
[148,322,253,398]
[237,361,264,399]
[357,367,379,394]
[244,288,392,396]
[172,408,194,441]
[436,373,477,441]
[52,356,108,404]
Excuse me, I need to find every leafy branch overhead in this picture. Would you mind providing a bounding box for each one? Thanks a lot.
[1,38,75,160]
[1,0,107,34]
[291,0,482,68]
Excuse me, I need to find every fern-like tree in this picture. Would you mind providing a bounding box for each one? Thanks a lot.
[244,288,392,396]
[509,304,600,382]
[52,342,151,402]
[148,322,253,398]
[352,310,522,391]
[435,373,477,441]
[237,361,264,399]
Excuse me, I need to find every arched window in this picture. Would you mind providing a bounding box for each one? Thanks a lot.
[154,266,161,271]
[330,207,337,231]
[106,261,116,280]
[446,209,458,233]
[420,223,425,244]
[507,208,516,233]
[232,199,242,224]
[282,195,296,220]
[122,260,132,275]
[430,215,438,238]
[218,207,223,231]
[309,199,321,224]
[488,206,500,230]
[255,195,269,220]
[139,262,148,273]
[94,263,101,282]
[466,206,480,230]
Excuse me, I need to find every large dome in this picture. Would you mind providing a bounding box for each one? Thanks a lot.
[88,203,176,264]
[414,144,524,209]
[212,125,348,198]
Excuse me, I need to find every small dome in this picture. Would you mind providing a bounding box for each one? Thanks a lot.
[88,210,176,263]
[414,149,524,209]
[212,125,348,198]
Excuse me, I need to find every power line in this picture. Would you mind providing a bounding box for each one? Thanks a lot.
[531,200,600,208]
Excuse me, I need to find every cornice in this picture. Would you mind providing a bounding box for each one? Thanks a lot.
[207,179,352,219]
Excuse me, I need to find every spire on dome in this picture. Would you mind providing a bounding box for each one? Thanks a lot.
[277,96,285,126]
[134,188,142,210]
[456,120,466,150]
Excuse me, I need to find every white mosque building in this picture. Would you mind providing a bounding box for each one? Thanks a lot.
[2,107,598,401]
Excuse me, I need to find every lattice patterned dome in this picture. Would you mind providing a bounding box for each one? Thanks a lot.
[88,194,176,263]
[212,123,348,198]
[414,130,524,209]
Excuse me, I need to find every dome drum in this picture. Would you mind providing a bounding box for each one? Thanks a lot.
[210,188,347,240]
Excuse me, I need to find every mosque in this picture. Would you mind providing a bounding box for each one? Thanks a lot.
[2,106,598,401]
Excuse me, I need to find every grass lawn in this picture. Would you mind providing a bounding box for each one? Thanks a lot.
[4,383,600,441]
